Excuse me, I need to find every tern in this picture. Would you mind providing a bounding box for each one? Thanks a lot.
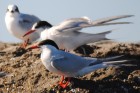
[28,39,132,88]
[23,15,133,51]
[5,4,41,47]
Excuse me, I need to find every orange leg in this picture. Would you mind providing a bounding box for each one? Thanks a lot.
[59,76,70,88]
[21,38,29,48]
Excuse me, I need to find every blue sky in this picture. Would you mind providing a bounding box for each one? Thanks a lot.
[0,0,140,43]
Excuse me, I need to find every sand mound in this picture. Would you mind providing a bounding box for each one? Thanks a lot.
[0,41,140,93]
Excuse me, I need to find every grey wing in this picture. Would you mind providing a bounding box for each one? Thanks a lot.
[51,51,89,73]
[56,17,90,32]
[61,15,133,32]
[19,13,40,30]
[63,17,90,22]
[91,15,133,25]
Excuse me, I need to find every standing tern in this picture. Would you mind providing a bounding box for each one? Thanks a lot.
[28,39,132,88]
[23,15,133,51]
[5,4,41,47]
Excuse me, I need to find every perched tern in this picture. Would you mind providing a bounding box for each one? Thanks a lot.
[23,15,133,51]
[28,39,131,88]
[5,4,41,47]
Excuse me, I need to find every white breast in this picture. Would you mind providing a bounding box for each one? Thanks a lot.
[40,47,64,75]
[5,13,38,42]
[5,15,24,39]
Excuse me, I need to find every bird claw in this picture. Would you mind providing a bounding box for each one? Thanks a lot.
[58,76,70,88]
[59,81,69,88]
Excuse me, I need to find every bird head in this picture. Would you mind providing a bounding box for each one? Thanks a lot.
[6,4,19,16]
[23,21,52,37]
[27,39,59,50]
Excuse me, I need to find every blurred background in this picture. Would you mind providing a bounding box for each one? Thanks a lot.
[0,0,139,43]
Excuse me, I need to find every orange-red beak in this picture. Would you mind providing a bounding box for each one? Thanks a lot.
[27,45,40,50]
[23,30,36,37]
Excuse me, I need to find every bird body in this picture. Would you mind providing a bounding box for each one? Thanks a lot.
[5,4,40,43]
[28,39,133,88]
[30,40,129,78]
[41,45,128,77]
[41,45,98,77]
[24,15,133,51]
[40,27,111,51]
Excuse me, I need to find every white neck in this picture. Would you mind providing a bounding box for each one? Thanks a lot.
[40,45,58,65]
[40,28,50,40]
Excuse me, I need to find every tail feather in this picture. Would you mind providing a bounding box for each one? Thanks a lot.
[97,30,112,40]
[100,55,124,61]
[93,22,132,27]
[88,55,124,66]
[91,15,134,25]
[64,22,131,32]
[103,60,136,67]
[77,29,114,45]
[98,30,112,35]
[77,56,134,77]
[63,15,133,32]
[72,29,114,48]
[103,60,129,65]
[94,30,114,41]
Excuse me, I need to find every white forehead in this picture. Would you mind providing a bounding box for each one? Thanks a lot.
[32,22,38,29]
[7,4,17,10]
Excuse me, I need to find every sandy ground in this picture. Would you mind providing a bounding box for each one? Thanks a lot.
[0,41,140,93]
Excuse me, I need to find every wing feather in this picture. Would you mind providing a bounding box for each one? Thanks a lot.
[19,13,40,30]
[51,51,88,73]
[58,15,133,32]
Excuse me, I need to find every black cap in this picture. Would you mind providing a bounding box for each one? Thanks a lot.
[39,39,59,49]
[35,21,52,29]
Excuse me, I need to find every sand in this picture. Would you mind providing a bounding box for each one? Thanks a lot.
[0,41,140,93]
